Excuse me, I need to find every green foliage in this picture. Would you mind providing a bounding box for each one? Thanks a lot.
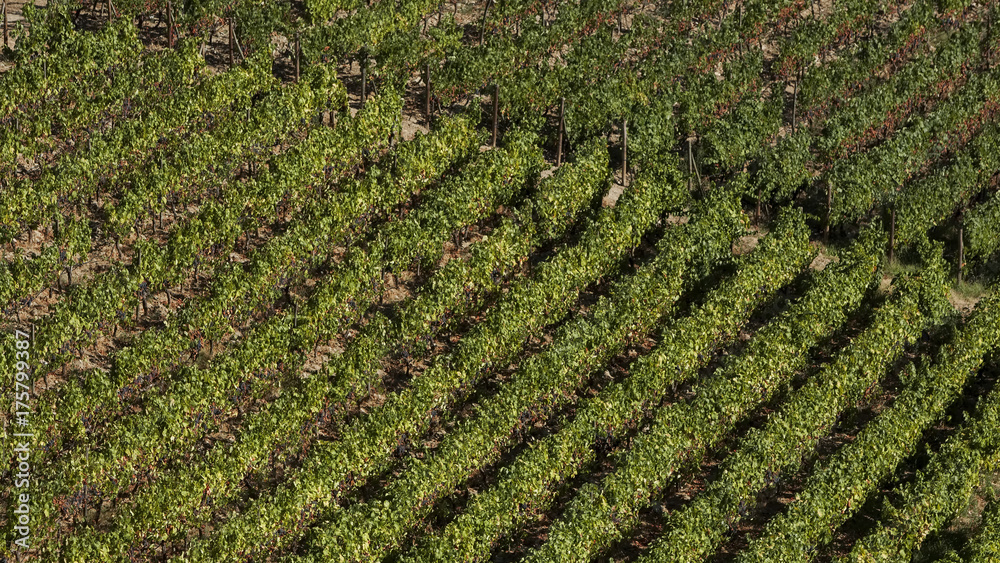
[525,210,816,563]
[966,190,1000,266]
[185,126,696,562]
[738,288,1000,563]
[840,375,1000,562]
[907,234,955,325]
[301,0,441,59]
[21,89,426,561]
[643,237,932,563]
[826,64,1000,226]
[7,0,1000,558]
[967,500,1000,562]
[895,120,1000,248]
[296,162,742,563]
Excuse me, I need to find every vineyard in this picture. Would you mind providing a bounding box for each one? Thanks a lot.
[2,0,1000,561]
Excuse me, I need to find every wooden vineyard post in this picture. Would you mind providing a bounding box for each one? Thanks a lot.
[687,138,693,193]
[556,97,565,165]
[81,469,87,527]
[479,0,494,47]
[232,23,246,62]
[824,181,833,245]
[622,118,628,187]
[958,216,965,285]
[888,205,896,264]
[4,1,9,49]
[32,325,45,391]
[492,83,499,147]
[791,69,800,133]
[295,33,301,82]
[425,61,432,127]
[391,104,402,149]
[167,1,174,49]
[229,18,235,66]
[694,159,703,194]
[688,136,703,196]
[360,49,367,108]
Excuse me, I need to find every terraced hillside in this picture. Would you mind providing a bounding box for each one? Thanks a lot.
[1,0,999,561]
